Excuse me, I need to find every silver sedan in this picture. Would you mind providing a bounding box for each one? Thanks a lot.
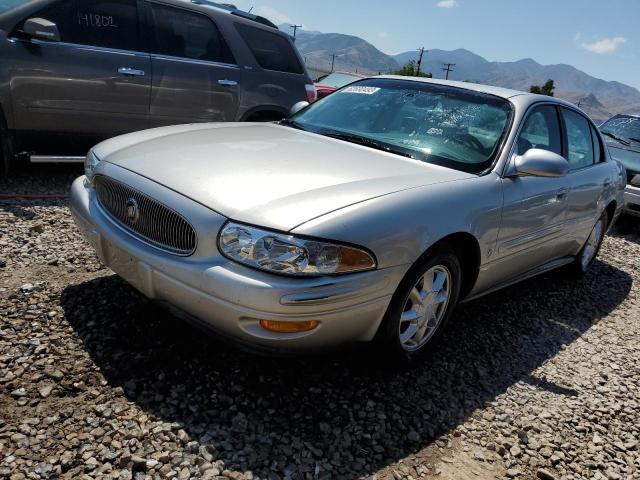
[70,76,626,360]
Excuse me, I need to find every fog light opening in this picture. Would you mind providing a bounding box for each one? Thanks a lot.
[259,319,319,333]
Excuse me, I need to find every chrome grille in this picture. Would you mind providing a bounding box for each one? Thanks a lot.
[94,176,197,256]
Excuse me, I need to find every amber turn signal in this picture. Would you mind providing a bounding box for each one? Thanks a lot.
[259,319,319,333]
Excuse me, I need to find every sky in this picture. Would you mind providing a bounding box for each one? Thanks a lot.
[230,0,640,90]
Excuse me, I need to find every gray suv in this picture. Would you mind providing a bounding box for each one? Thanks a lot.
[0,0,315,176]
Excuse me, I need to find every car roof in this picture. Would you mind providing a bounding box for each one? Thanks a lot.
[374,75,585,111]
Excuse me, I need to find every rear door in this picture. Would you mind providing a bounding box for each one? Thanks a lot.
[8,0,150,137]
[560,108,612,251]
[146,2,241,126]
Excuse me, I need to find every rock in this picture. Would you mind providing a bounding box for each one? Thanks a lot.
[10,388,27,398]
[537,468,556,480]
[38,385,54,398]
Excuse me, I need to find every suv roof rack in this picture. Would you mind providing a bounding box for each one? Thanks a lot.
[189,0,279,29]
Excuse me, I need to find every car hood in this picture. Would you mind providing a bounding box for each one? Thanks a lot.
[607,143,640,173]
[96,123,474,231]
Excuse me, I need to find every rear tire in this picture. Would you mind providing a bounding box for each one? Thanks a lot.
[570,210,608,276]
[375,244,461,363]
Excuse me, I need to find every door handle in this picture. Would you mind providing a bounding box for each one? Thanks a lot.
[118,67,145,76]
[218,79,238,86]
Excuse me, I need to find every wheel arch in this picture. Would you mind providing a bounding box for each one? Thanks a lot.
[421,232,482,300]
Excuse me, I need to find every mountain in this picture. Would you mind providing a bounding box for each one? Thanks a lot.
[284,27,399,77]
[280,24,640,123]
[391,49,640,122]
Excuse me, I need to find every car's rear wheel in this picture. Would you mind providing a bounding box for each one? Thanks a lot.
[376,245,461,362]
[571,211,608,275]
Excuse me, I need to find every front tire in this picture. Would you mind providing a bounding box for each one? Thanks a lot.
[571,210,608,275]
[0,117,11,179]
[376,245,461,362]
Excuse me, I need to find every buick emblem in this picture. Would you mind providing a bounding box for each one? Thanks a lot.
[125,198,140,223]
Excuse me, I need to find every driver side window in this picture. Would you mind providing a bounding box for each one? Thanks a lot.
[517,105,562,156]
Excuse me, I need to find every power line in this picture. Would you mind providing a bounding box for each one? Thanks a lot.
[442,63,455,80]
[290,24,302,40]
[416,47,426,77]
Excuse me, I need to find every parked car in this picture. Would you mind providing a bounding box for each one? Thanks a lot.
[70,76,625,360]
[314,71,367,99]
[599,114,640,220]
[0,0,316,177]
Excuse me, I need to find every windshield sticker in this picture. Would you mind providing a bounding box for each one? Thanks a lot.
[341,86,380,95]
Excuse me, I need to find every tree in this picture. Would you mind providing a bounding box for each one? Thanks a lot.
[392,60,432,78]
[530,79,555,96]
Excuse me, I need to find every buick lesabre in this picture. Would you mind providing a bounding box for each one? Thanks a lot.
[71,77,626,360]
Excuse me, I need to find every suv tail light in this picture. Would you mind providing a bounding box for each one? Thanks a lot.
[305,84,317,103]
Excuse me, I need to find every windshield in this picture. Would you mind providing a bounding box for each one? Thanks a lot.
[291,78,513,174]
[319,73,363,89]
[600,115,640,145]
[0,0,30,14]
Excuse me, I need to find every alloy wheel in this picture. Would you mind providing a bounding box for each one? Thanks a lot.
[398,265,451,351]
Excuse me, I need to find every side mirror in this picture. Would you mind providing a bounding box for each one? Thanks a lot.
[290,101,309,117]
[23,18,61,42]
[510,148,569,178]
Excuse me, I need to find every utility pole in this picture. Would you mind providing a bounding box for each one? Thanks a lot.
[442,63,455,80]
[330,53,337,72]
[290,24,302,40]
[416,47,426,77]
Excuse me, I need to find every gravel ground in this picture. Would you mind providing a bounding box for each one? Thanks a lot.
[1,166,640,480]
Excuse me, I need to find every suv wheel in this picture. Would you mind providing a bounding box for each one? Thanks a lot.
[0,113,13,179]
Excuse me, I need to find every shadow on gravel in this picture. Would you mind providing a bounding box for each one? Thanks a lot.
[61,259,632,479]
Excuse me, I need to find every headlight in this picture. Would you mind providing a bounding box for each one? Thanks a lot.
[84,150,100,180]
[219,222,376,276]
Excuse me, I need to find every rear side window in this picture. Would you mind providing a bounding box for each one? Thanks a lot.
[561,108,595,170]
[27,0,138,51]
[517,105,562,156]
[149,3,235,64]
[235,23,303,74]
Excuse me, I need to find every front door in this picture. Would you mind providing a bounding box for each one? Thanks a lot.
[494,104,570,281]
[146,2,241,127]
[8,0,150,139]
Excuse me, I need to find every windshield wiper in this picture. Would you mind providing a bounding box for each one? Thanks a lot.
[601,131,630,146]
[322,131,415,159]
[628,137,640,144]
[279,118,307,131]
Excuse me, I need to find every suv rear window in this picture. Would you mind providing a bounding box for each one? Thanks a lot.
[150,3,235,64]
[235,23,303,74]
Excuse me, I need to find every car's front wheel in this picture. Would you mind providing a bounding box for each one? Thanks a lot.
[0,116,11,179]
[376,245,461,362]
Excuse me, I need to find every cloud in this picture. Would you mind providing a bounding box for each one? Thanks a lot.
[581,37,626,54]
[437,0,457,8]
[255,5,292,25]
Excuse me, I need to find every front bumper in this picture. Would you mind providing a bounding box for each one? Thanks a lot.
[70,171,405,352]
[623,184,640,218]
